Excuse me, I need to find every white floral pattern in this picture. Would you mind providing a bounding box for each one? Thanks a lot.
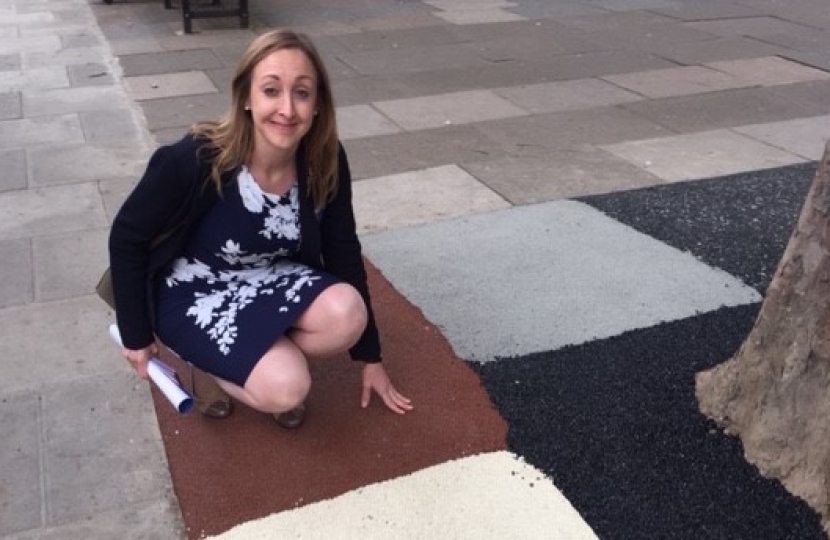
[163,168,322,356]
[239,167,301,241]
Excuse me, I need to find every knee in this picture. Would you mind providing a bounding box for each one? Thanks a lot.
[325,284,368,340]
[248,369,310,414]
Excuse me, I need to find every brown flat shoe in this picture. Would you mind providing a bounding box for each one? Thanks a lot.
[273,404,306,429]
[199,398,234,419]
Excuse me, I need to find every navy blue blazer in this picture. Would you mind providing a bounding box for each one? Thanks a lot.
[108,133,381,362]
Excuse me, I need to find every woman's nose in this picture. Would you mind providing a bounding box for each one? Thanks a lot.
[278,93,295,117]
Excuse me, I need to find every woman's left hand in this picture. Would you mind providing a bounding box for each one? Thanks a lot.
[361,362,413,415]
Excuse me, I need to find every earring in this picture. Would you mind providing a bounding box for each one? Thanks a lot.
[244,105,250,111]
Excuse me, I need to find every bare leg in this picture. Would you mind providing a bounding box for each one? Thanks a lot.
[214,335,310,414]
[211,283,368,414]
[288,282,368,357]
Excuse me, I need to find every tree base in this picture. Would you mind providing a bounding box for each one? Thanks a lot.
[697,142,830,533]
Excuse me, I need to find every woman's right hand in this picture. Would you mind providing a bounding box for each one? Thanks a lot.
[121,344,157,380]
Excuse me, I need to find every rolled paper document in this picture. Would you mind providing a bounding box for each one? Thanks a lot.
[108,324,194,414]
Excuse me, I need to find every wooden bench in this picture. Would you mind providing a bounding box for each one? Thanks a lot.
[103,0,249,34]
[165,0,249,34]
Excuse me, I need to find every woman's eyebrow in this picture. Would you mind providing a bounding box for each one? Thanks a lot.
[258,74,315,83]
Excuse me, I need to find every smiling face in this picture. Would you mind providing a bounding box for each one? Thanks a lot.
[246,47,318,159]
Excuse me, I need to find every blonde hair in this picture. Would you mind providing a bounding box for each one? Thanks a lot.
[190,29,339,208]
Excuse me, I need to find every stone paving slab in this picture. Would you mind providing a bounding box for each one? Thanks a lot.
[556,9,675,30]
[79,108,151,147]
[0,52,21,71]
[352,164,510,234]
[0,35,60,56]
[374,89,528,131]
[0,91,22,120]
[600,129,806,183]
[22,86,127,116]
[0,390,41,537]
[32,228,108,302]
[203,66,234,94]
[25,20,94,40]
[649,36,788,65]
[0,148,26,192]
[0,237,32,308]
[352,59,565,100]
[22,46,109,70]
[0,182,106,242]
[139,92,229,132]
[705,56,830,87]
[60,32,105,49]
[123,71,218,102]
[587,0,679,12]
[445,17,577,42]
[330,73,423,107]
[0,296,119,391]
[98,177,137,223]
[7,500,183,540]
[0,68,69,92]
[0,10,54,27]
[362,200,761,362]
[119,48,226,77]
[332,25,462,53]
[474,107,674,157]
[151,126,190,146]
[343,124,509,180]
[733,115,830,161]
[0,371,181,535]
[648,3,765,21]
[152,31,259,52]
[107,36,167,56]
[508,0,607,19]
[461,146,664,204]
[0,114,83,149]
[493,78,643,114]
[764,7,830,29]
[764,79,830,110]
[337,104,401,140]
[41,372,171,525]
[97,20,176,41]
[27,144,149,187]
[536,49,680,81]
[67,62,115,88]
[602,65,746,99]
[337,43,488,76]
[464,26,602,62]
[683,16,813,39]
[619,86,826,133]
[430,7,526,25]
[735,25,830,53]
[782,49,830,72]
[581,20,719,53]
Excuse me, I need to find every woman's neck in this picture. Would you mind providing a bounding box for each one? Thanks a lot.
[247,148,296,195]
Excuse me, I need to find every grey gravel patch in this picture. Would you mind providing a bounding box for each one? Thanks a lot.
[363,200,760,362]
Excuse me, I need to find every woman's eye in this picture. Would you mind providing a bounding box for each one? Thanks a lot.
[263,87,279,97]
[295,88,310,99]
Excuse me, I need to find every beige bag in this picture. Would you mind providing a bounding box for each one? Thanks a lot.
[95,267,117,309]
[96,228,178,310]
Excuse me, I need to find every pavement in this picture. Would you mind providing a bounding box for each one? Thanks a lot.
[1,0,830,538]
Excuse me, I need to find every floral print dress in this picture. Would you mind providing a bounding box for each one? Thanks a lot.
[154,167,338,386]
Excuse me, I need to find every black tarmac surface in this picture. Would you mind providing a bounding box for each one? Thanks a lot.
[475,164,824,540]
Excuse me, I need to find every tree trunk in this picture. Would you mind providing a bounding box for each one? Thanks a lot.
[696,141,830,531]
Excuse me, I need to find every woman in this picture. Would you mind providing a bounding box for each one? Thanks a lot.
[109,29,412,427]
